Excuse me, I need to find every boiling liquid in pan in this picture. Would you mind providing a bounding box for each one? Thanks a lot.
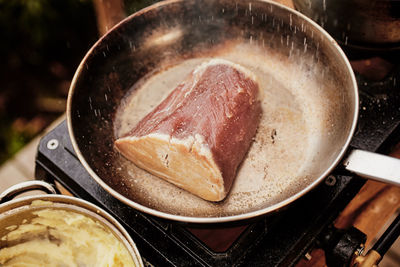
[114,43,330,217]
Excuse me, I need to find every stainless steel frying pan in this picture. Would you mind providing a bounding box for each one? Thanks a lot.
[67,0,400,223]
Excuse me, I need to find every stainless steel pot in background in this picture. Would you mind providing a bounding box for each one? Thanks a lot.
[293,0,400,51]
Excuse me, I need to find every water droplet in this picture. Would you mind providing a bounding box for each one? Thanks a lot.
[89,96,93,110]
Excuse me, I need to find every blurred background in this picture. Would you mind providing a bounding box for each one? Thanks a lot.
[0,0,160,165]
[0,0,97,164]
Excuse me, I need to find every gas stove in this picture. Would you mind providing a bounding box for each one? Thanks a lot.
[35,55,400,266]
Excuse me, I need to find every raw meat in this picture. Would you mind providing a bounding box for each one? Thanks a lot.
[115,59,262,201]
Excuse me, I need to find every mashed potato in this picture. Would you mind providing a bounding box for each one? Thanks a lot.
[0,201,136,266]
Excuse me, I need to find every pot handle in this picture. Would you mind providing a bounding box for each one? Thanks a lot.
[344,149,400,185]
[0,180,58,204]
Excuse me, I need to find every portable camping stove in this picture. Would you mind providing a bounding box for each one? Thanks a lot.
[35,54,400,266]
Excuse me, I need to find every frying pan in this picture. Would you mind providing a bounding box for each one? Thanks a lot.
[67,0,400,223]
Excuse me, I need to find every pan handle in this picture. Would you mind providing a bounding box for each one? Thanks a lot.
[344,150,400,185]
[0,180,58,204]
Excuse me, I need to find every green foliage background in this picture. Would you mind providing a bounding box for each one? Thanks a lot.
[0,0,98,163]
[0,0,161,164]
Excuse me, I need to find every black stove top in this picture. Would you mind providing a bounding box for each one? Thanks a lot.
[35,62,400,266]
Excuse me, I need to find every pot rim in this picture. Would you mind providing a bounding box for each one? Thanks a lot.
[0,193,144,267]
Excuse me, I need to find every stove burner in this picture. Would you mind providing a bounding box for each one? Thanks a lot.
[35,60,400,266]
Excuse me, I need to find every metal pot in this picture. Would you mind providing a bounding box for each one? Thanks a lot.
[293,0,400,51]
[0,181,143,266]
[67,0,400,224]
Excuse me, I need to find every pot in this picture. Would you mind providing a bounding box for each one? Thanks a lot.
[0,181,143,266]
[293,0,400,51]
[67,0,400,224]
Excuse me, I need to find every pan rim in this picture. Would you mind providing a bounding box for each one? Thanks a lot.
[67,0,359,224]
